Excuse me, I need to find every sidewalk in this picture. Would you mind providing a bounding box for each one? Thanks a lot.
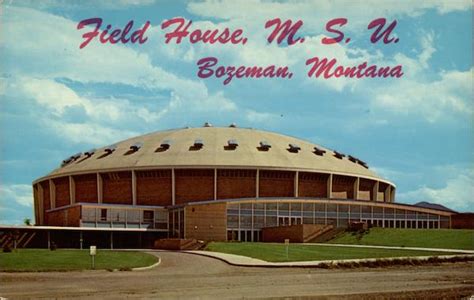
[184,243,474,267]
[303,243,474,254]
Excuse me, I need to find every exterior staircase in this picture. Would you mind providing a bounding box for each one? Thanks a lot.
[154,238,207,250]
[303,225,334,243]
[0,231,37,249]
[307,227,346,243]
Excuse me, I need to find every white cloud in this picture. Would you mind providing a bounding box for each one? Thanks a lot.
[398,169,474,212]
[187,0,471,30]
[0,184,33,207]
[1,6,207,99]
[46,120,139,145]
[372,68,473,122]
[5,0,157,10]
[1,6,282,146]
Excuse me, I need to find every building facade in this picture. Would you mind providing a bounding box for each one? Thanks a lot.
[31,125,454,243]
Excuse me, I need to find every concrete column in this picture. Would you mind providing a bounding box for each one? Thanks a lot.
[294,171,299,198]
[371,206,374,224]
[353,177,360,200]
[372,181,379,201]
[69,176,75,205]
[405,210,408,228]
[132,170,137,206]
[327,174,333,199]
[384,185,391,203]
[79,231,83,249]
[171,169,176,205]
[47,231,51,249]
[382,207,385,228]
[324,202,328,225]
[110,232,113,249]
[214,168,217,200]
[256,169,260,198]
[97,173,103,203]
[49,179,56,209]
[390,188,396,202]
[183,208,187,238]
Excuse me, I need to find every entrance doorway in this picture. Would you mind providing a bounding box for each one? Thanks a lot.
[278,217,302,226]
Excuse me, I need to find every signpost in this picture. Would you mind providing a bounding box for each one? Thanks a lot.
[284,239,290,260]
[90,246,96,269]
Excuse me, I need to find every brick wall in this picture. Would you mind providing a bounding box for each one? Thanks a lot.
[74,174,98,203]
[46,206,81,227]
[40,181,50,223]
[259,170,295,197]
[175,169,214,204]
[298,172,328,198]
[185,203,227,241]
[33,184,40,225]
[102,171,132,204]
[451,213,474,229]
[54,177,70,208]
[217,169,256,200]
[332,175,355,199]
[136,170,172,206]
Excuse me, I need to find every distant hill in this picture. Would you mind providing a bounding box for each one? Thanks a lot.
[414,201,456,213]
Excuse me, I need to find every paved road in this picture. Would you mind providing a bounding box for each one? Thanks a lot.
[1,251,473,299]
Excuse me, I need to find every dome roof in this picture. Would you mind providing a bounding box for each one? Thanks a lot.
[40,126,392,184]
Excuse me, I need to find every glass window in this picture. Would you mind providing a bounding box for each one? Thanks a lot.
[100,209,107,221]
[143,210,154,222]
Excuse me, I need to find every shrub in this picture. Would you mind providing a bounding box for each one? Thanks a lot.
[3,244,12,253]
[50,242,57,251]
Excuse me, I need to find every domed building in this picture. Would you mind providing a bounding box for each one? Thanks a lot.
[30,124,453,246]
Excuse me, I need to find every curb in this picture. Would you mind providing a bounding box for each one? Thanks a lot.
[184,251,474,268]
[131,256,161,271]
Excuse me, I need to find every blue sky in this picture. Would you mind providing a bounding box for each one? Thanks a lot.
[0,0,472,224]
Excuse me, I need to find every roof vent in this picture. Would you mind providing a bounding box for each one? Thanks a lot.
[333,151,345,159]
[288,144,301,153]
[61,157,73,167]
[357,159,369,169]
[192,138,204,149]
[348,155,358,163]
[104,144,118,154]
[225,139,238,150]
[71,152,82,161]
[61,152,82,167]
[228,139,238,147]
[229,123,237,128]
[160,140,171,149]
[84,149,96,157]
[258,140,272,151]
[203,122,213,127]
[130,142,143,152]
[313,146,326,156]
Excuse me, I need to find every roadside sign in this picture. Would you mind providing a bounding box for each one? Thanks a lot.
[284,239,290,260]
[90,246,96,269]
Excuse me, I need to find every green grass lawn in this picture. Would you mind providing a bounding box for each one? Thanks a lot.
[206,242,448,262]
[0,249,158,272]
[327,228,474,250]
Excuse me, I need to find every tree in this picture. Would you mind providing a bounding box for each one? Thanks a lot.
[23,218,32,226]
